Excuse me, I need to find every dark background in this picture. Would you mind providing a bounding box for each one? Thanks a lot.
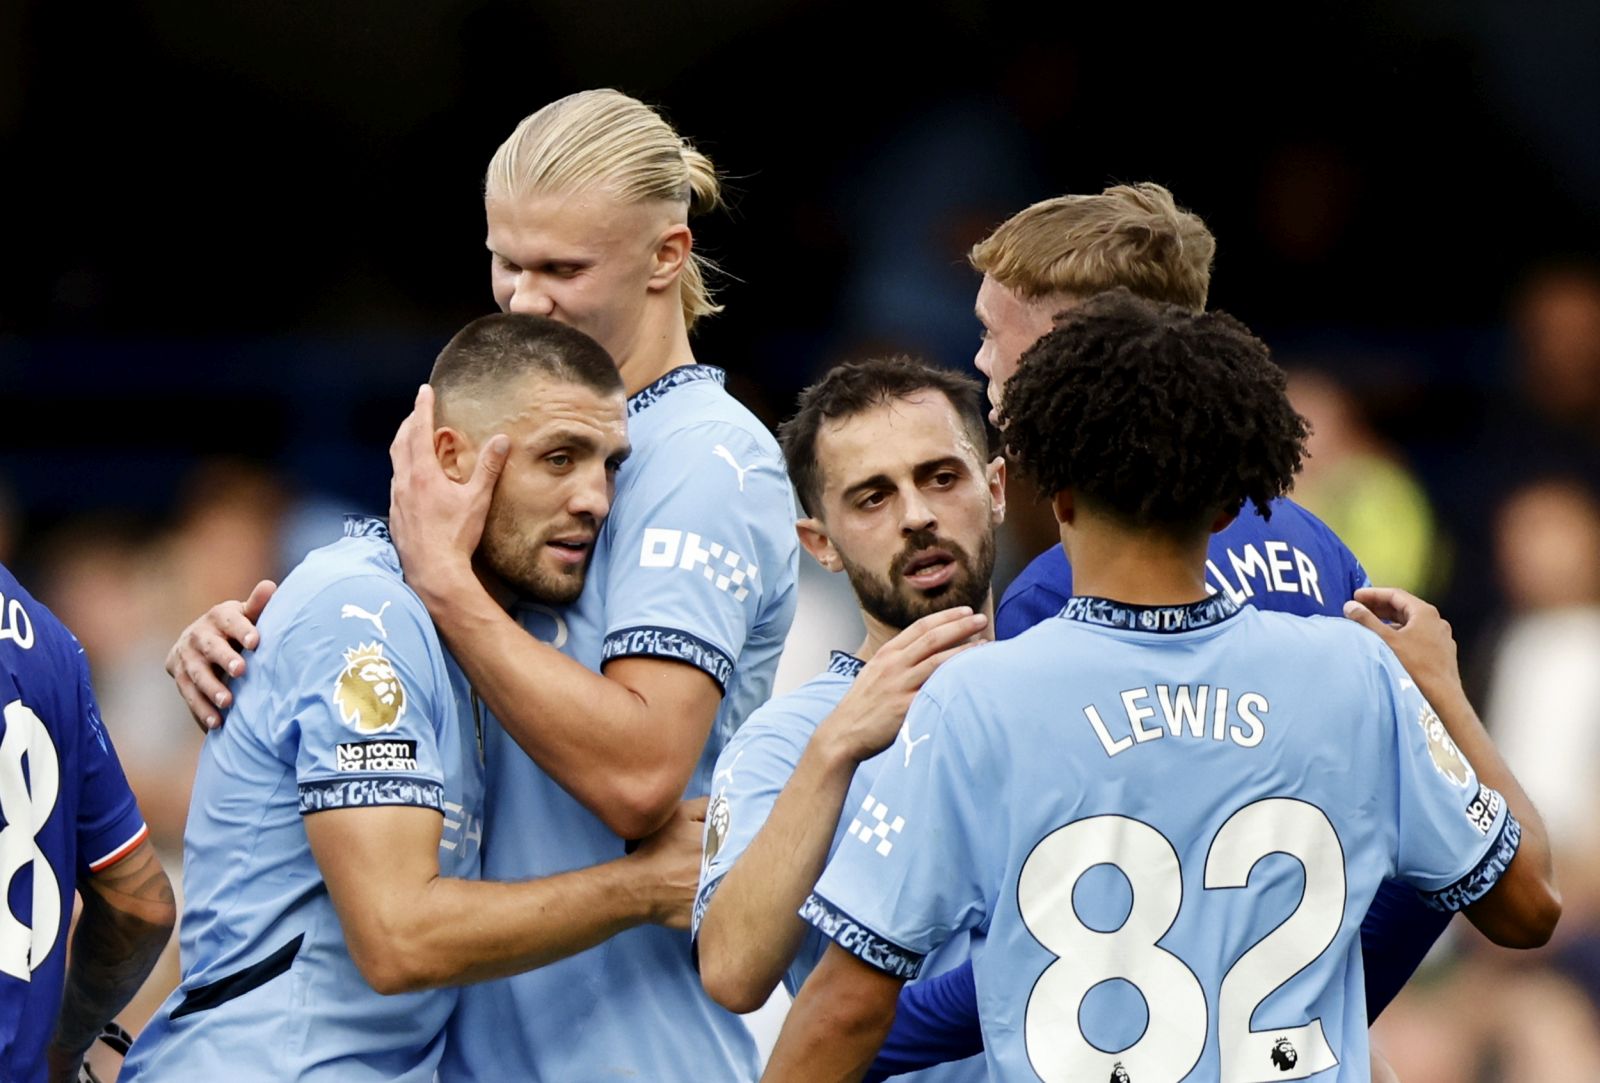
[3,0,1599,649]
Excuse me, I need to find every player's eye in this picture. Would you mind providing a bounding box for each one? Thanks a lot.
[930,471,958,488]
[495,254,520,273]
[546,453,573,469]
[544,262,583,278]
[858,492,887,510]
[605,456,625,474]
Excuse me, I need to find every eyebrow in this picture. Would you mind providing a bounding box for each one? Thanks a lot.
[839,456,970,501]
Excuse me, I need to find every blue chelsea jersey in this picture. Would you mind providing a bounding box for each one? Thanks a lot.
[809,595,1516,1083]
[445,365,800,1081]
[696,651,984,1083]
[997,497,1369,637]
[123,517,485,1082]
[0,561,147,1083]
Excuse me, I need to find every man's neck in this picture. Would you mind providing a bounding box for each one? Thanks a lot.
[617,307,698,397]
[854,591,997,661]
[1063,520,1212,606]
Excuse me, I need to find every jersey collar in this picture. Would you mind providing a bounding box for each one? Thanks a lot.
[628,364,726,417]
[827,650,866,679]
[1058,592,1241,634]
[344,514,392,544]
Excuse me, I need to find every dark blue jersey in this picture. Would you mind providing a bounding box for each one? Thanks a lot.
[997,497,1370,638]
[0,561,146,1083]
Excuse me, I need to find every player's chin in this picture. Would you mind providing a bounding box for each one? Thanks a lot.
[529,559,589,606]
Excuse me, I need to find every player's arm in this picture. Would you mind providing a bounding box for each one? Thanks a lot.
[863,961,982,1081]
[389,385,778,838]
[762,945,904,1083]
[305,796,703,993]
[699,608,985,1012]
[1346,586,1561,946]
[46,840,176,1081]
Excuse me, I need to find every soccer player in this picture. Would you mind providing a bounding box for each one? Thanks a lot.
[121,315,706,1081]
[765,290,1560,1083]
[0,561,174,1083]
[166,90,798,1080]
[695,358,995,1081]
[970,182,1449,1015]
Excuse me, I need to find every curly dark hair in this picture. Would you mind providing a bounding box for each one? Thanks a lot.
[780,357,991,517]
[1000,288,1307,533]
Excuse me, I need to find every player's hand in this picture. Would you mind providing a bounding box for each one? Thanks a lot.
[820,607,989,764]
[165,579,277,732]
[629,796,708,930]
[1343,586,1462,703]
[388,384,510,605]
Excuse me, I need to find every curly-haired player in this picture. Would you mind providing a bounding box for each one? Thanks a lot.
[764,290,1558,1083]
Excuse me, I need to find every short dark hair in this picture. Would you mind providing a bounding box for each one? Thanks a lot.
[429,313,623,422]
[1001,288,1307,534]
[779,357,991,517]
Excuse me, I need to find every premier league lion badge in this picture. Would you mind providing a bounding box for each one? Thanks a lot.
[1271,1036,1298,1071]
[1418,704,1472,787]
[333,642,407,734]
[703,791,731,874]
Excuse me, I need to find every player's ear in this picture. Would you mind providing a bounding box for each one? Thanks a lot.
[1049,488,1074,526]
[434,427,475,483]
[648,223,692,291]
[795,518,843,574]
[1210,503,1241,536]
[986,456,1007,526]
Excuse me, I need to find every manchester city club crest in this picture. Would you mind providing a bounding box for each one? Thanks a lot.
[332,641,407,734]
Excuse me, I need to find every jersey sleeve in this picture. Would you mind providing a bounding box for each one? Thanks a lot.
[599,422,797,692]
[692,711,811,935]
[68,643,149,875]
[282,578,449,817]
[1379,646,1519,911]
[804,686,999,979]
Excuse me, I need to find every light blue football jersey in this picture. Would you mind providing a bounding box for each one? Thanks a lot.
[695,651,984,1083]
[446,365,800,1081]
[808,594,1518,1083]
[123,516,486,1082]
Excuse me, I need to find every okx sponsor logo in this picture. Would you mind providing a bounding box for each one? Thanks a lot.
[638,528,759,602]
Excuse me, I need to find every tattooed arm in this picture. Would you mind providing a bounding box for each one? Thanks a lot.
[46,839,176,1082]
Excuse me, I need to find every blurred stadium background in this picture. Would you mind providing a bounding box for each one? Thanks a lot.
[4,2,1599,1079]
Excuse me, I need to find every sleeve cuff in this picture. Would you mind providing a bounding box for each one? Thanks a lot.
[87,823,149,872]
[692,874,724,938]
[298,777,445,815]
[603,626,734,693]
[1420,811,1522,912]
[801,892,925,979]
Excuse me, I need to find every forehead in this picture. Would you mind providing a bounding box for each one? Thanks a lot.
[485,190,669,257]
[493,372,628,440]
[814,393,982,490]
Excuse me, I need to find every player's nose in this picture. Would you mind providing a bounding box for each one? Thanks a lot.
[507,274,556,317]
[570,466,613,521]
[900,490,936,535]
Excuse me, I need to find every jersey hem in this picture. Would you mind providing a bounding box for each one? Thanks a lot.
[88,822,150,872]
[602,626,734,692]
[297,777,445,814]
[1420,809,1521,912]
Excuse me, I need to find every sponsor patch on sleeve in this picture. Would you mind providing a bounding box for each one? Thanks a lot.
[1465,783,1504,836]
[336,739,420,773]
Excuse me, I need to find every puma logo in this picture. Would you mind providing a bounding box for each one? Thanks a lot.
[340,601,391,638]
[898,721,932,767]
[712,445,755,492]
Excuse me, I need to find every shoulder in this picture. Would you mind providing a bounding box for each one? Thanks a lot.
[733,673,849,750]
[266,542,438,658]
[996,546,1071,635]
[1252,497,1356,557]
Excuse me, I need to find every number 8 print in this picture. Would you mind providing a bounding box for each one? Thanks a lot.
[1018,800,1342,1083]
[0,700,61,981]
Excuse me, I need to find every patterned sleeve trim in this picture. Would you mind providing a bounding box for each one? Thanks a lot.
[298,777,445,815]
[800,892,925,979]
[692,874,724,938]
[1421,811,1522,913]
[603,626,734,692]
